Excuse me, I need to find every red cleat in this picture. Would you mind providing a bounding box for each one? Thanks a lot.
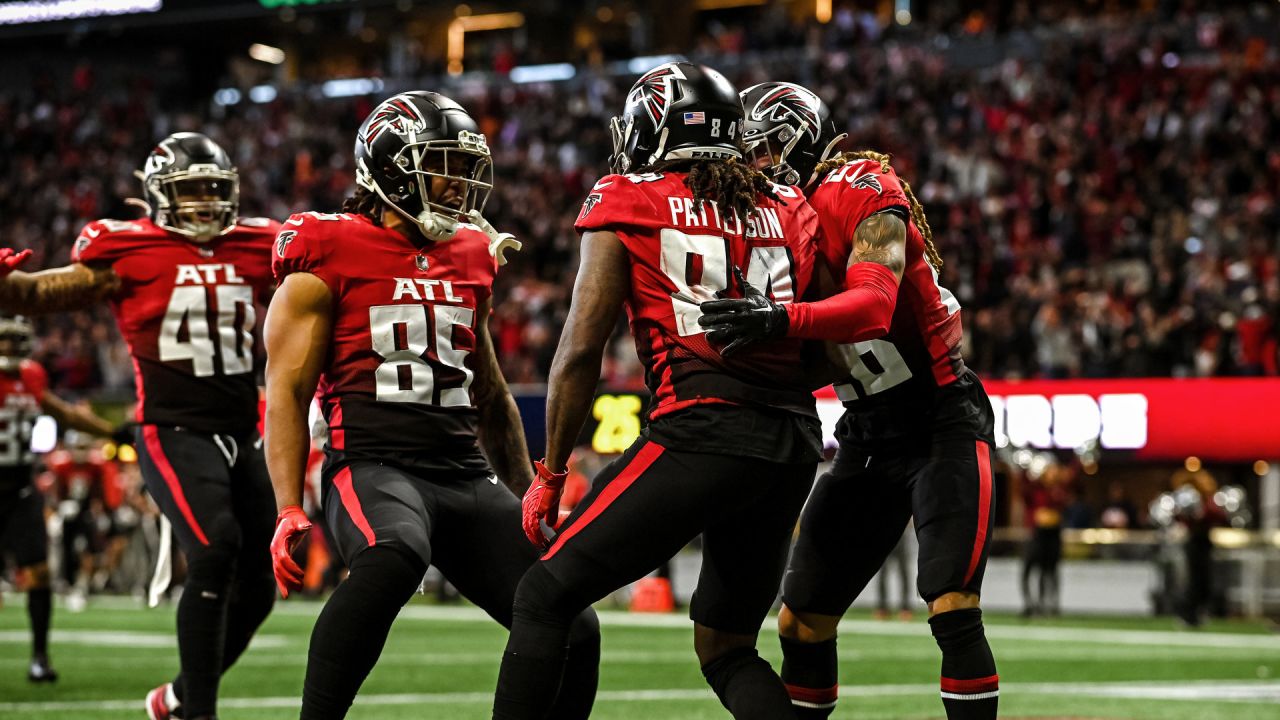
[145,683,177,720]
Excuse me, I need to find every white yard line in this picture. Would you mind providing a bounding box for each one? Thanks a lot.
[0,630,288,649]
[2,680,1279,713]
[381,605,1280,652]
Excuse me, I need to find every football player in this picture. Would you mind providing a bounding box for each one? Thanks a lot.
[0,133,280,720]
[0,315,120,682]
[698,82,1000,720]
[265,91,598,720]
[492,63,824,720]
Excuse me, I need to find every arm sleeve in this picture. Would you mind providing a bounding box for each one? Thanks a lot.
[784,261,900,343]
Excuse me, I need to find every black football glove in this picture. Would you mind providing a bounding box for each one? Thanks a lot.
[111,422,138,447]
[697,266,789,357]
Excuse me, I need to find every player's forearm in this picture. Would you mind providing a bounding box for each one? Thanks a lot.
[544,347,603,472]
[0,267,114,314]
[62,408,115,438]
[264,385,311,511]
[785,262,899,343]
[477,390,535,494]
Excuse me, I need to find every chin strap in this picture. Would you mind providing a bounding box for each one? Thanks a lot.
[416,210,461,243]
[467,210,523,266]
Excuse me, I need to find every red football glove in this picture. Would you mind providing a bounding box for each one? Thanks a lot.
[270,505,312,598]
[522,460,568,549]
[0,248,32,277]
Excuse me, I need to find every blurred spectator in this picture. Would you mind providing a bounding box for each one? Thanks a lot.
[1100,481,1140,530]
[1021,455,1069,617]
[1,2,1278,402]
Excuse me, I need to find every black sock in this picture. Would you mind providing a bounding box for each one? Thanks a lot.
[930,608,998,720]
[175,545,236,718]
[301,546,424,720]
[700,646,794,720]
[493,563,589,720]
[172,571,275,706]
[780,635,838,719]
[28,587,52,660]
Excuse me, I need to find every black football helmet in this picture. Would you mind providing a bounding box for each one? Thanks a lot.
[609,62,744,175]
[0,315,33,373]
[739,82,846,188]
[140,132,239,242]
[354,91,493,242]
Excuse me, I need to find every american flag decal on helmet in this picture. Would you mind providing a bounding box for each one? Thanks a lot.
[361,97,427,149]
[631,64,685,131]
[749,83,822,141]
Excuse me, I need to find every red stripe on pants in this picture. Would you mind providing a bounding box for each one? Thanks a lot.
[963,440,993,586]
[542,441,665,561]
[333,466,376,547]
[941,674,999,694]
[142,425,209,546]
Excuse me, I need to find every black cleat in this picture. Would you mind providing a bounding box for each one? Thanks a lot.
[27,658,58,683]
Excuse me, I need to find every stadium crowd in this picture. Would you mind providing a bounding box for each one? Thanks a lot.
[2,2,1278,402]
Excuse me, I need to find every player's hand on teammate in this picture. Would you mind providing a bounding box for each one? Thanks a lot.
[0,248,32,277]
[270,505,312,598]
[522,459,568,549]
[698,266,789,356]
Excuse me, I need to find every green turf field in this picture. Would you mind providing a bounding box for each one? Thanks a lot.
[1,595,1277,719]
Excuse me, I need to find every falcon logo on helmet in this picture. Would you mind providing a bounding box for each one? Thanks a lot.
[631,64,684,130]
[143,144,177,177]
[749,83,821,142]
[361,97,429,149]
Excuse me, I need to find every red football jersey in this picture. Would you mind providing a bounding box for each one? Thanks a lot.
[46,451,120,508]
[73,217,278,434]
[0,359,47,481]
[808,159,965,406]
[574,171,819,421]
[272,212,497,474]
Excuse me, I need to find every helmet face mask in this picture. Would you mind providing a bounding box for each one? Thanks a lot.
[356,92,493,242]
[141,133,240,243]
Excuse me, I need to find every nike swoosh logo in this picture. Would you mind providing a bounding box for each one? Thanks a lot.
[85,228,101,238]
[592,179,613,190]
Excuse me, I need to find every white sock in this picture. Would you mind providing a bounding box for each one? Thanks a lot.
[165,684,180,710]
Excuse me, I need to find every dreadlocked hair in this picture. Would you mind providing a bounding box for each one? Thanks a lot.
[341,186,386,226]
[814,149,943,272]
[652,157,780,223]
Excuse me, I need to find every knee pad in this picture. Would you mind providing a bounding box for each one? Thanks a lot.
[928,607,985,652]
[513,562,588,627]
[348,545,427,599]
